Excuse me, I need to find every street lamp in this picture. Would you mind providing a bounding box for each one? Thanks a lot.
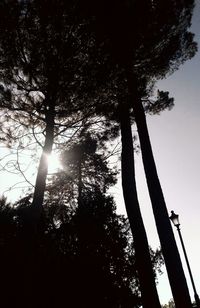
[169,210,200,308]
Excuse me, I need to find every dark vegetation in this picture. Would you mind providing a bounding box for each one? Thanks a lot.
[0,196,162,308]
[0,136,163,308]
[0,0,197,307]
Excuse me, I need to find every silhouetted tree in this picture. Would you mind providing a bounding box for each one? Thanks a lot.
[0,2,197,306]
[79,1,197,306]
[45,133,164,307]
[0,0,113,225]
[0,1,75,223]
[162,299,176,308]
[0,2,166,305]
[0,135,164,308]
[42,132,162,307]
[46,133,116,207]
[53,193,142,308]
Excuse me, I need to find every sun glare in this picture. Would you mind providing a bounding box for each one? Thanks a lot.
[47,153,63,173]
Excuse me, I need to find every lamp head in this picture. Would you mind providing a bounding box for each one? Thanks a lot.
[169,210,180,227]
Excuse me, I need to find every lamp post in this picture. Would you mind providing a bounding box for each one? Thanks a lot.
[169,210,200,308]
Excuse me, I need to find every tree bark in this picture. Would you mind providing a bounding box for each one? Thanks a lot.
[120,105,161,308]
[127,71,192,308]
[29,100,55,225]
[77,158,83,208]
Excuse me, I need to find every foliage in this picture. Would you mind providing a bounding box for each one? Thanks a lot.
[79,2,197,307]
[45,133,117,212]
[77,0,197,120]
[0,0,120,205]
[0,191,164,308]
[0,0,117,146]
[162,299,176,308]
[0,132,163,307]
[1,0,192,151]
[0,2,197,306]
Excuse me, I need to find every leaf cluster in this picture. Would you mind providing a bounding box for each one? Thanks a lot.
[0,191,163,308]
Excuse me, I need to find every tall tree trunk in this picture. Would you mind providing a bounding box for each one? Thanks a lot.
[29,100,55,225]
[77,158,83,208]
[120,105,161,308]
[127,71,192,308]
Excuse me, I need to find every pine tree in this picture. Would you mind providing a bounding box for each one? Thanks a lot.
[0,136,164,307]
[0,0,110,224]
[79,1,197,306]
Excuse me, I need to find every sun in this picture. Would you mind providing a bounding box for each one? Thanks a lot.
[46,153,63,173]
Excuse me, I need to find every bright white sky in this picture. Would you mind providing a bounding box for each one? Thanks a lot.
[0,1,199,306]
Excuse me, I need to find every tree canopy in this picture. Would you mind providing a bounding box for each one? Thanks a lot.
[0,134,163,308]
[0,1,197,307]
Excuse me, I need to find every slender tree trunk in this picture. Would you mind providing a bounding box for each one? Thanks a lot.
[29,100,55,225]
[77,158,83,208]
[120,104,161,308]
[127,71,192,308]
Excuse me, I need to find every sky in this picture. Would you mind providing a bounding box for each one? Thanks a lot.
[0,1,200,306]
[114,0,200,304]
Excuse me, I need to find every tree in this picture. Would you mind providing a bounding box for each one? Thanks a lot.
[1,3,160,305]
[79,0,197,306]
[0,1,197,306]
[41,134,163,307]
[119,103,161,307]
[0,196,164,308]
[0,0,111,225]
[0,136,164,307]
[124,3,196,306]
[43,132,118,222]
[162,299,175,308]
